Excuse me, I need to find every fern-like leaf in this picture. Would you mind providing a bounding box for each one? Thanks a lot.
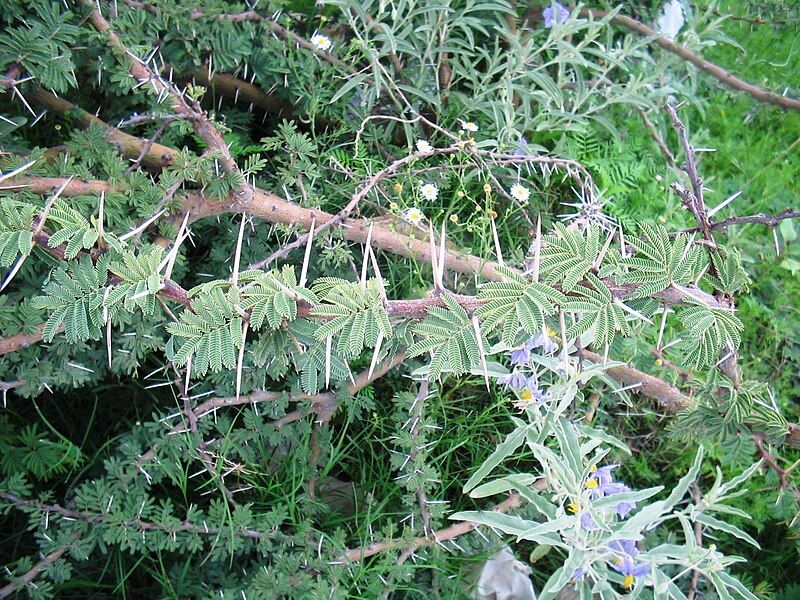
[477,265,566,345]
[408,293,488,380]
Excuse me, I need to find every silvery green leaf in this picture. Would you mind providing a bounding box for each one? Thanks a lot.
[715,572,760,600]
[545,550,581,593]
[661,446,704,510]
[706,572,735,600]
[464,425,528,493]
[468,360,509,379]
[577,424,631,455]
[652,568,687,600]
[610,501,669,540]
[517,516,575,542]
[693,513,759,548]
[448,512,565,545]
[713,459,762,499]
[529,442,578,491]
[470,474,540,498]
[592,486,663,510]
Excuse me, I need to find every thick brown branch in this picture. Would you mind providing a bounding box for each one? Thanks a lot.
[583,9,800,113]
[6,85,176,169]
[0,324,49,356]
[579,350,800,449]
[82,1,253,204]
[0,533,78,598]
[342,492,524,562]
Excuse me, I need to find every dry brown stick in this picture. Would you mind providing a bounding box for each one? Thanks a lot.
[579,349,800,449]
[753,435,789,489]
[0,492,270,540]
[3,85,177,170]
[583,8,800,113]
[707,209,800,231]
[342,492,523,562]
[82,1,253,204]
[135,351,406,470]
[0,533,79,599]
[0,324,49,356]
[665,104,741,384]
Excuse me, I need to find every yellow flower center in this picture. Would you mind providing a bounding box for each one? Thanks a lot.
[615,557,623,566]
[624,575,635,589]
[567,503,579,514]
[520,389,533,400]
[586,478,598,489]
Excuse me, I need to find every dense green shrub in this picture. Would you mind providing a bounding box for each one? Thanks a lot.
[0,0,798,597]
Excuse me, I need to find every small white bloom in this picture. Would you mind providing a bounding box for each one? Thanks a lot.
[310,33,332,52]
[459,120,478,133]
[416,139,433,153]
[404,207,425,225]
[419,183,439,202]
[510,183,530,203]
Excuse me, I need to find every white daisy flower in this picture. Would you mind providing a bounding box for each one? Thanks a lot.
[459,120,478,133]
[404,207,425,225]
[419,183,439,202]
[310,33,332,52]
[510,183,530,203]
[416,139,433,153]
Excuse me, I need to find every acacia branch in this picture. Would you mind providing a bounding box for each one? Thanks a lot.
[0,533,78,599]
[579,349,800,449]
[81,0,253,204]
[341,492,524,562]
[709,209,800,231]
[135,351,406,469]
[583,9,800,113]
[0,83,176,170]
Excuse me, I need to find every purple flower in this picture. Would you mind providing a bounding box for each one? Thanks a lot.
[543,3,570,28]
[608,540,648,587]
[579,511,598,531]
[520,376,547,403]
[571,567,585,581]
[615,499,636,518]
[526,332,558,355]
[509,346,531,365]
[580,513,598,530]
[497,370,528,389]
[608,540,638,559]
[513,137,530,157]
[586,465,637,518]
[611,556,650,588]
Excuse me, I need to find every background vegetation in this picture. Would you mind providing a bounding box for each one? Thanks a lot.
[0,0,798,597]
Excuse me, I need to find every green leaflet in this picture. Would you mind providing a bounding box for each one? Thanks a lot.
[240,265,318,330]
[619,223,703,298]
[477,264,566,345]
[31,255,108,343]
[310,278,391,359]
[408,292,487,380]
[166,288,244,377]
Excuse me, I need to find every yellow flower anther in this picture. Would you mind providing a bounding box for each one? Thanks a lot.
[624,575,635,589]
[567,502,579,514]
[520,389,533,401]
[586,478,598,489]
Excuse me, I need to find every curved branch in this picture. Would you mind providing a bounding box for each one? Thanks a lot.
[584,8,800,113]
[7,86,177,169]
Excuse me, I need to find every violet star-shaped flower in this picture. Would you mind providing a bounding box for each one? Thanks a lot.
[543,3,569,28]
[497,370,528,389]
